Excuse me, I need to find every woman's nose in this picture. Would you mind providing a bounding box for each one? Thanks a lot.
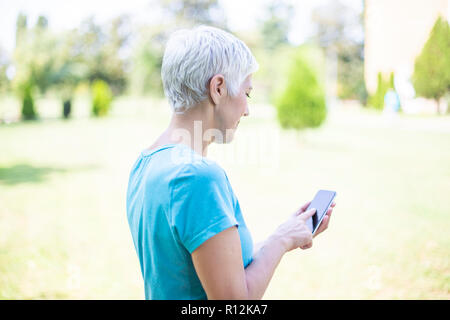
[243,105,250,117]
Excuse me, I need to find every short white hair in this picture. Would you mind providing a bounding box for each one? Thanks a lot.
[161,25,259,114]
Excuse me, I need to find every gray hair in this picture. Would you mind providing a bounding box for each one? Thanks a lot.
[161,25,259,114]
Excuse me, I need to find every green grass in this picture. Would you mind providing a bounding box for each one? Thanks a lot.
[0,97,449,299]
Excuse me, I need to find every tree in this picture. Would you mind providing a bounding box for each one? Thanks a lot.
[12,13,57,120]
[36,16,49,29]
[0,47,10,93]
[77,15,130,95]
[15,12,27,46]
[50,29,88,118]
[128,26,165,96]
[91,79,113,117]
[412,16,450,114]
[368,72,394,110]
[160,0,227,29]
[336,43,367,104]
[21,82,36,120]
[258,1,293,51]
[275,46,326,129]
[126,0,229,97]
[311,0,367,104]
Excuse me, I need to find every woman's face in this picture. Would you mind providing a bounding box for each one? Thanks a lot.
[213,74,252,143]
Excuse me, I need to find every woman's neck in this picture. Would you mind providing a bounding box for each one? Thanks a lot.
[157,102,215,157]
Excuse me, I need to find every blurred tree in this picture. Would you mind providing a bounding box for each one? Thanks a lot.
[15,12,27,46]
[36,16,49,29]
[311,0,367,104]
[251,43,293,104]
[50,29,88,119]
[12,13,132,120]
[244,1,294,105]
[128,0,228,97]
[12,13,58,120]
[160,0,227,29]
[337,43,367,105]
[92,79,113,117]
[258,0,293,51]
[275,46,326,129]
[412,16,450,115]
[30,15,58,94]
[128,26,165,96]
[368,72,394,110]
[0,47,10,93]
[77,15,130,95]
[21,82,36,120]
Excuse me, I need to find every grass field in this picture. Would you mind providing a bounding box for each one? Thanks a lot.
[0,96,449,299]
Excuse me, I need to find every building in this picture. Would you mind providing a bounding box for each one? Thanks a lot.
[364,0,449,113]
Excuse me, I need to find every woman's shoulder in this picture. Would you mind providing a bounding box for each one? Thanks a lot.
[175,156,225,182]
[163,150,228,192]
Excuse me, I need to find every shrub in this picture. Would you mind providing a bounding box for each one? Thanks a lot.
[368,72,394,110]
[275,47,326,129]
[91,80,113,117]
[21,84,37,120]
[62,99,71,119]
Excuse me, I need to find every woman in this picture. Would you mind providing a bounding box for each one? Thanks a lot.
[126,25,336,300]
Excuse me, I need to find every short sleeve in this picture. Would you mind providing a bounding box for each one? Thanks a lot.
[169,163,238,254]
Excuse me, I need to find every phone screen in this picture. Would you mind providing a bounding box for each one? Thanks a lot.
[306,190,336,234]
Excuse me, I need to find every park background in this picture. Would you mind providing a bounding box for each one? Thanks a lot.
[0,0,449,299]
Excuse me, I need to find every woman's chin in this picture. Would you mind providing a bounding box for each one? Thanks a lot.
[218,128,236,144]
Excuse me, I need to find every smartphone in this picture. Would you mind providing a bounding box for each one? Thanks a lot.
[305,190,336,235]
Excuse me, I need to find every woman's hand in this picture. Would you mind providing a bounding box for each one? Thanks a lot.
[312,201,335,239]
[272,200,336,252]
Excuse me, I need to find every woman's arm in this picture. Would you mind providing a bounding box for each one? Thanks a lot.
[191,226,249,299]
[192,226,287,300]
[191,201,335,300]
[252,241,265,256]
[243,233,289,299]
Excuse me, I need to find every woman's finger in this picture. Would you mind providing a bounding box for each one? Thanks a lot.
[313,215,330,238]
[298,207,317,221]
[300,242,313,250]
[293,200,312,216]
[300,200,312,212]
[327,207,333,218]
[295,201,335,217]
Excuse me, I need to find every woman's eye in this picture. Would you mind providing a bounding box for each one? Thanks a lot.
[246,92,251,98]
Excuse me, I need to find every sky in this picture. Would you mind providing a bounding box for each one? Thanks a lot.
[0,0,363,55]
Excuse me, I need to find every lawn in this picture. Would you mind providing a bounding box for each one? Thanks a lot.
[0,96,449,299]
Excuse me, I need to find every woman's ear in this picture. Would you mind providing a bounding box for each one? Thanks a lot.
[209,74,227,105]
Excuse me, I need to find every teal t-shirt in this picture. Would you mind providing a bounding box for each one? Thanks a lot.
[126,143,254,300]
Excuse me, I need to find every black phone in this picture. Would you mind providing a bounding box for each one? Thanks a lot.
[306,190,336,235]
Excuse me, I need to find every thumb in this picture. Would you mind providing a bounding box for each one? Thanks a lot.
[299,207,317,221]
